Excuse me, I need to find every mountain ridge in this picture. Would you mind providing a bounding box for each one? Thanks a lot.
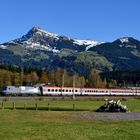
[0,27,140,75]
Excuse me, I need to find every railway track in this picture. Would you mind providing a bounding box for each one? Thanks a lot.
[0,95,140,101]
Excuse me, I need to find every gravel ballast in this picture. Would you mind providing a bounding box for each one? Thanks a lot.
[80,112,140,121]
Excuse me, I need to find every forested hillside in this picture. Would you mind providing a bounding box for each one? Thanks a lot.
[1,65,140,93]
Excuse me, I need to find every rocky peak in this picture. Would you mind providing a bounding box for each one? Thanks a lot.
[114,37,138,44]
[15,27,59,43]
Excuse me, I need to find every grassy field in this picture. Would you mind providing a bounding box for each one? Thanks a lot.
[0,98,140,111]
[0,98,140,140]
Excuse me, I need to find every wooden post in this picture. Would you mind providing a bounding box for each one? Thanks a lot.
[48,103,51,111]
[2,102,4,109]
[24,103,26,110]
[12,102,15,110]
[73,104,75,111]
[35,103,38,110]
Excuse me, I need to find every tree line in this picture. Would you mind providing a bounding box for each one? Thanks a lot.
[0,65,114,90]
[1,64,139,91]
[101,70,140,87]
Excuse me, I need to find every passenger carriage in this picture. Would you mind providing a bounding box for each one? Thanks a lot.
[41,86,81,96]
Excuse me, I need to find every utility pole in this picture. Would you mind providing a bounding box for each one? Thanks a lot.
[52,70,55,86]
[73,75,75,100]
[61,71,65,96]
[20,67,24,86]
[20,48,24,86]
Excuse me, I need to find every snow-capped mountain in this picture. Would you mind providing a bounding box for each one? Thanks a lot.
[0,27,101,52]
[2,27,61,53]
[17,26,59,42]
[0,27,140,75]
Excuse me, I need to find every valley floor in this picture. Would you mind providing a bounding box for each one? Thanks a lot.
[0,99,140,140]
[0,110,140,140]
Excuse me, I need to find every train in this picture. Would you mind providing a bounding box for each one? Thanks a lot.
[2,85,140,96]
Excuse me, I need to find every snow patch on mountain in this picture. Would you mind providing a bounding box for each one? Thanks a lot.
[125,45,137,49]
[0,45,7,49]
[120,38,129,43]
[24,41,60,53]
[73,39,98,46]
[73,39,102,50]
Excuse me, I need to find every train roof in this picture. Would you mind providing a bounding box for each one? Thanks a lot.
[41,85,140,91]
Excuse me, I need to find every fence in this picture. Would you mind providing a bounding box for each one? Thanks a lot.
[0,102,89,111]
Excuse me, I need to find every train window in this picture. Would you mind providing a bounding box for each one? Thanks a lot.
[52,89,54,92]
[69,90,71,92]
[75,90,77,92]
[62,89,65,92]
[66,89,68,92]
[55,89,58,92]
[59,89,61,92]
[48,89,50,92]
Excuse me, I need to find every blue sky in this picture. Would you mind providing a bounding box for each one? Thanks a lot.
[0,0,140,43]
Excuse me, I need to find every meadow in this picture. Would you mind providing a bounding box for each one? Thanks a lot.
[0,98,140,140]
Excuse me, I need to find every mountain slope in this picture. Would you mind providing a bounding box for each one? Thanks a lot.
[89,37,140,70]
[0,27,140,75]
